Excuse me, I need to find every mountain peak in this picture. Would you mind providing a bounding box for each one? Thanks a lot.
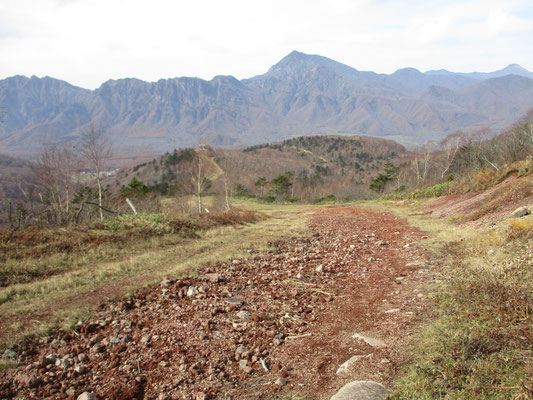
[262,50,360,79]
[502,63,529,73]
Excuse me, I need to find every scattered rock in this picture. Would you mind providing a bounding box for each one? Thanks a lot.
[43,354,56,365]
[352,333,386,348]
[238,359,249,370]
[330,380,389,400]
[141,335,151,344]
[315,264,324,273]
[235,345,248,358]
[91,344,106,354]
[56,356,73,369]
[74,364,87,375]
[186,286,198,297]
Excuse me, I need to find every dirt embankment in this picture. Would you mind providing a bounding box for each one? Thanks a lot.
[0,207,434,399]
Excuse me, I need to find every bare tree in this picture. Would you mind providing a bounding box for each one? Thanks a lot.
[81,124,112,220]
[191,149,212,213]
[411,142,435,185]
[34,143,81,224]
[439,131,465,179]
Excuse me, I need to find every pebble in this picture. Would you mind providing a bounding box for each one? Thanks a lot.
[160,278,172,286]
[352,333,387,348]
[204,273,220,283]
[275,377,287,386]
[141,335,151,344]
[237,310,251,320]
[225,297,244,306]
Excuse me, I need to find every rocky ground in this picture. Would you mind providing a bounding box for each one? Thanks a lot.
[0,207,435,399]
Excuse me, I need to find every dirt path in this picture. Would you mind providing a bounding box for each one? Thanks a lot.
[0,207,434,399]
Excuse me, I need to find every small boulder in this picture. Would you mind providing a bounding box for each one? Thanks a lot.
[78,392,98,400]
[510,206,531,218]
[238,359,249,370]
[330,381,389,400]
[19,374,39,388]
[204,273,220,283]
[2,349,17,359]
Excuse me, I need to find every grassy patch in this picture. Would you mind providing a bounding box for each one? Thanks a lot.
[368,201,533,399]
[382,182,452,201]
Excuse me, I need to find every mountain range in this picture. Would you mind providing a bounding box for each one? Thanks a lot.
[1,51,533,154]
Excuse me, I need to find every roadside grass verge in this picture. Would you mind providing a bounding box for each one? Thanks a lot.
[365,200,533,399]
[0,208,310,351]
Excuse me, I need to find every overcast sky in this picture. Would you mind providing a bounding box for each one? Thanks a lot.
[1,0,532,89]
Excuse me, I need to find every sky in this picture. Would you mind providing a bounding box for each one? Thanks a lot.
[1,0,532,89]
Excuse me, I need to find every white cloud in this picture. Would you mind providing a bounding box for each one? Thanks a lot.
[0,0,532,88]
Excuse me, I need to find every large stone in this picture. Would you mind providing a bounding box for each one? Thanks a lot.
[78,393,98,400]
[352,333,386,348]
[510,206,531,218]
[330,381,389,400]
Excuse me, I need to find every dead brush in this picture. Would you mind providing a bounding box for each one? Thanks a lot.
[392,243,533,399]
[508,218,533,240]
[196,210,259,229]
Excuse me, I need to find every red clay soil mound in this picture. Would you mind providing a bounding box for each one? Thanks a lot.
[422,175,533,226]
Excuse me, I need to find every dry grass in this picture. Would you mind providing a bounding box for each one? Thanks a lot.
[367,200,533,400]
[508,217,533,240]
[0,207,311,350]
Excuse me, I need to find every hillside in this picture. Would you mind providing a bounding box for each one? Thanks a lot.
[2,52,533,154]
[111,135,409,202]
